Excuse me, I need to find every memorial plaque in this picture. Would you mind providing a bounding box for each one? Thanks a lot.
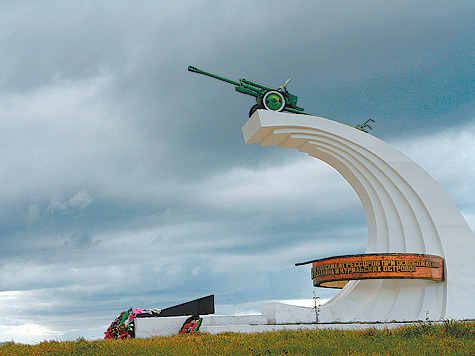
[298,253,444,288]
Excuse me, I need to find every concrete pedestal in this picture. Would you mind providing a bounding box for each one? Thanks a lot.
[242,110,475,322]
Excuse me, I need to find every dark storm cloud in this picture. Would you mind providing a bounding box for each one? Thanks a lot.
[0,2,123,91]
[0,0,474,342]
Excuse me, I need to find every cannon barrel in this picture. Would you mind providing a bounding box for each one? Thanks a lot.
[188,66,240,87]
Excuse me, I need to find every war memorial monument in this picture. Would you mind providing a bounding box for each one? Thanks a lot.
[114,67,475,338]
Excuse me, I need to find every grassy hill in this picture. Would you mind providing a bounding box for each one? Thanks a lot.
[1,320,473,355]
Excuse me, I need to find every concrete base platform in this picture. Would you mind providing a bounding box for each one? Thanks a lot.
[134,301,449,338]
[262,302,316,324]
[135,302,424,338]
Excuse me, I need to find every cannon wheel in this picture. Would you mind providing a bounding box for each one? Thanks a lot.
[249,104,262,117]
[262,90,286,112]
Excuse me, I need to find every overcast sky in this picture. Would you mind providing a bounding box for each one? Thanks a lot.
[1,1,474,343]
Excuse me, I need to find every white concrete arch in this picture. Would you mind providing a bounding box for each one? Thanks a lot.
[243,110,475,322]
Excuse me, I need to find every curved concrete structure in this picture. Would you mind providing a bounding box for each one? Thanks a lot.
[243,110,475,322]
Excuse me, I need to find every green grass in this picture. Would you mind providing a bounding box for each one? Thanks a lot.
[1,320,474,355]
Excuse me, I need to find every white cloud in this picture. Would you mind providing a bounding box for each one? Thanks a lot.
[47,191,93,213]
[392,125,475,222]
[0,323,62,345]
[0,291,62,343]
[192,156,361,220]
[26,204,40,222]
[68,191,93,209]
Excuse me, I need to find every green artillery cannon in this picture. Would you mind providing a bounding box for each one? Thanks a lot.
[188,65,309,117]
